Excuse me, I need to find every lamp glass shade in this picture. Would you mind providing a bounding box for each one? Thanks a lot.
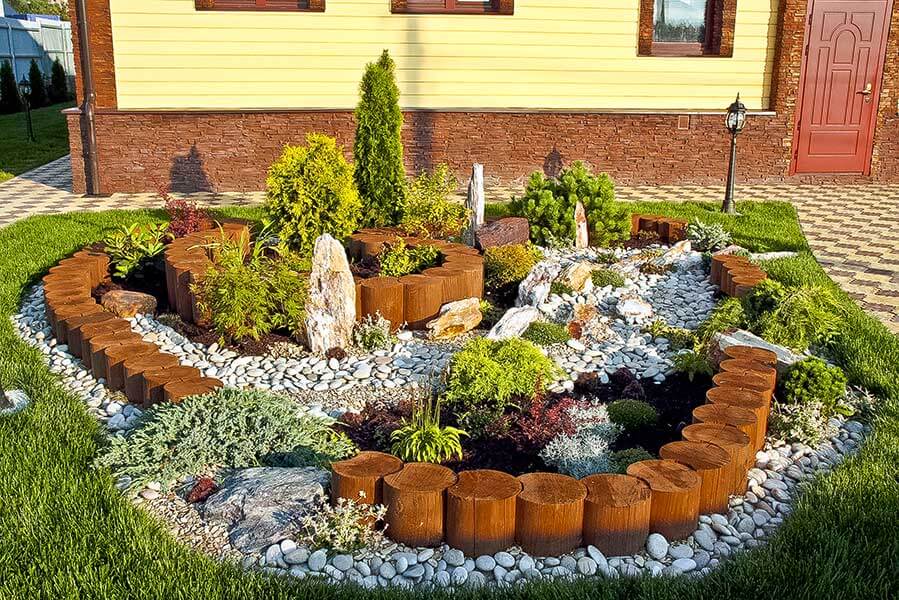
[18,77,30,96]
[726,96,747,134]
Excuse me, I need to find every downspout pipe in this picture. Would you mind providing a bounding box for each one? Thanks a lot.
[75,0,101,195]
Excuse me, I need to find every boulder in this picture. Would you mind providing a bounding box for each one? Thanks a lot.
[575,201,589,249]
[711,329,804,375]
[426,297,483,339]
[304,234,356,354]
[486,306,541,341]
[517,261,563,307]
[476,217,529,250]
[556,261,594,292]
[200,467,330,553]
[0,388,29,415]
[616,297,653,320]
[652,240,692,266]
[101,290,157,318]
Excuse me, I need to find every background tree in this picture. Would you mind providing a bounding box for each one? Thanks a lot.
[0,61,22,114]
[353,50,406,228]
[27,59,47,108]
[8,0,68,18]
[48,58,68,104]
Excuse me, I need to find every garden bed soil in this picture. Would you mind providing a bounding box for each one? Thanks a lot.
[338,368,712,477]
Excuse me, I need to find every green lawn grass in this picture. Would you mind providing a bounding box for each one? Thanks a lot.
[0,102,74,183]
[1,203,898,599]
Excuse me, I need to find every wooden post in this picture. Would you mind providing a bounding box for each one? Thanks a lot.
[706,386,770,449]
[123,353,181,404]
[722,345,778,367]
[682,423,753,494]
[103,342,158,391]
[582,474,651,556]
[331,451,404,505]
[383,463,458,547]
[463,164,485,247]
[446,469,521,556]
[713,371,773,404]
[515,472,587,556]
[659,441,732,514]
[163,377,223,403]
[142,365,203,407]
[692,403,759,452]
[359,277,405,330]
[626,460,701,540]
[719,358,778,390]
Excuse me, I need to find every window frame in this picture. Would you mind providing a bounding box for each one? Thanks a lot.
[638,0,736,57]
[194,0,325,12]
[391,0,514,15]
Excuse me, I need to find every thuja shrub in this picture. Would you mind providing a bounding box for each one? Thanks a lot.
[26,59,46,108]
[96,388,355,495]
[377,238,441,277]
[48,58,69,103]
[607,399,658,431]
[510,162,629,247]
[354,50,406,227]
[266,133,361,254]
[0,60,21,114]
[445,338,560,436]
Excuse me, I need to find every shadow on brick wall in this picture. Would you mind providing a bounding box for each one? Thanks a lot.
[170,145,214,193]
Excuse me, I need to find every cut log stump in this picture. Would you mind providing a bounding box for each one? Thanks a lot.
[65,312,116,358]
[446,469,521,556]
[707,386,770,449]
[399,274,443,329]
[693,403,759,448]
[712,371,773,404]
[721,345,778,367]
[163,377,223,403]
[515,472,587,556]
[681,423,753,494]
[359,277,405,330]
[582,474,651,556]
[88,332,143,380]
[659,441,732,514]
[331,451,404,506]
[626,460,701,540]
[719,358,778,390]
[122,353,181,404]
[103,342,158,391]
[383,463,457,548]
[142,365,203,407]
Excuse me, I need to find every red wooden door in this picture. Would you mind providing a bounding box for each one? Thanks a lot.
[793,0,893,174]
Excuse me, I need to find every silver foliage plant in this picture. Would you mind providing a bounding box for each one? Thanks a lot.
[96,388,356,495]
[539,403,622,478]
[686,218,733,252]
[769,400,836,446]
[299,491,388,553]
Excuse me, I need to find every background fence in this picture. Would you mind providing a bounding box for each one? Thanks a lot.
[0,14,74,87]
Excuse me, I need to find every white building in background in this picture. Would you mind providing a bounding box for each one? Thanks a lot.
[0,2,73,81]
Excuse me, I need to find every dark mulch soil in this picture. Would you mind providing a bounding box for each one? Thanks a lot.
[338,367,712,476]
[622,235,664,250]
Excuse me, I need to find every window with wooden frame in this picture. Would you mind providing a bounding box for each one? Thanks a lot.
[195,0,325,12]
[391,0,513,15]
[638,0,736,57]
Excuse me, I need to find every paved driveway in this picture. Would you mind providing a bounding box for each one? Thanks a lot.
[2,156,897,333]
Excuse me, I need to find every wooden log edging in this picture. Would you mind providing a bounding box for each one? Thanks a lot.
[630,214,688,244]
[330,347,782,555]
[44,243,224,407]
[347,229,485,330]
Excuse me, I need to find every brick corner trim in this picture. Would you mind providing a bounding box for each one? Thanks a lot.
[638,0,736,57]
[68,0,117,109]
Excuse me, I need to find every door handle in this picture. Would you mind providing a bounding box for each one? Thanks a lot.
[858,82,872,96]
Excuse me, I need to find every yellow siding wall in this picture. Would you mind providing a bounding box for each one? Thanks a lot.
[109,0,780,111]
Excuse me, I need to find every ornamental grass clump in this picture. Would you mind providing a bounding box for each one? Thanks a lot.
[445,338,560,436]
[390,393,467,464]
[354,50,406,227]
[266,133,361,254]
[96,388,355,495]
[511,161,629,247]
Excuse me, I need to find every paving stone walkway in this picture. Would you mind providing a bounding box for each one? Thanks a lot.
[2,156,897,333]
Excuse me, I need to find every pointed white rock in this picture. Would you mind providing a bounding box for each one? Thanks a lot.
[304,234,356,354]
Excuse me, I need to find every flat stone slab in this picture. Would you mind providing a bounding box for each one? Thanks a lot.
[200,467,330,553]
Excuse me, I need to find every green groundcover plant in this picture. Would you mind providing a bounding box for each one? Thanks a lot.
[95,388,355,495]
[3,204,899,599]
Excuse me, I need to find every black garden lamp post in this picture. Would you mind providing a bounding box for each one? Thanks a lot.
[722,93,746,215]
[18,76,35,143]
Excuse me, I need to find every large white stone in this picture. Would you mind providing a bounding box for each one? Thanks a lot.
[486,306,541,341]
[617,297,653,320]
[517,260,563,307]
[463,164,485,247]
[426,297,482,339]
[304,234,356,353]
[712,328,804,375]
[556,261,594,292]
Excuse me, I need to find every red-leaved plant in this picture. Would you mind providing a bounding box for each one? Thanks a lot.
[161,183,208,238]
[506,394,579,455]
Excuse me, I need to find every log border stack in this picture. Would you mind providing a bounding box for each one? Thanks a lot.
[630,214,688,244]
[347,228,485,330]
[45,235,227,406]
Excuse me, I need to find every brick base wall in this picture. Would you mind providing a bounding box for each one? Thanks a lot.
[67,107,899,195]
